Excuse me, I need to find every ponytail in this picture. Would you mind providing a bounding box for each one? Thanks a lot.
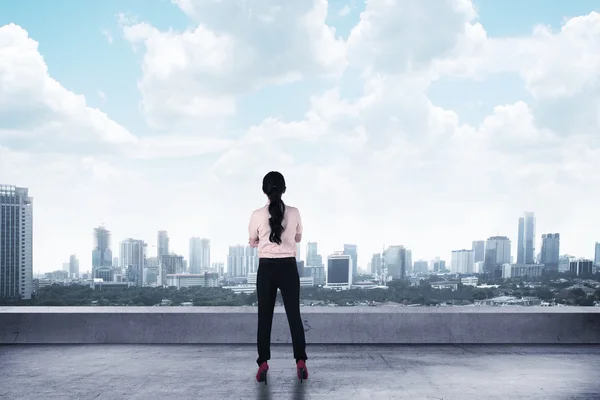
[268,193,285,245]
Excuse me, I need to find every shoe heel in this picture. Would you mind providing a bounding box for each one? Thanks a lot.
[298,367,305,383]
[261,370,268,385]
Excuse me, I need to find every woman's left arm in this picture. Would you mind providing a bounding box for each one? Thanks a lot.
[248,211,259,247]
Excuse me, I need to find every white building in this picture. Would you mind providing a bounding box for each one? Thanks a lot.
[0,185,33,300]
[451,250,474,274]
[325,252,352,289]
[227,245,246,277]
[166,273,219,289]
[245,246,259,275]
[120,238,147,287]
[461,276,478,287]
[189,237,210,274]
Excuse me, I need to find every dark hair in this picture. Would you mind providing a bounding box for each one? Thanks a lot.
[262,171,286,245]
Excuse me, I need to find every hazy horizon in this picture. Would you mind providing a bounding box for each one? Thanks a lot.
[2,0,600,273]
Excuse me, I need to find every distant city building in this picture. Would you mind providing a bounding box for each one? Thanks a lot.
[112,257,119,269]
[570,259,593,277]
[157,230,169,258]
[384,245,408,280]
[461,276,478,287]
[559,255,575,273]
[306,242,323,267]
[343,244,358,281]
[145,257,160,285]
[433,258,446,273]
[304,265,325,285]
[296,260,305,278]
[594,242,600,267]
[472,241,485,263]
[160,254,184,284]
[484,236,511,277]
[502,264,544,279]
[62,262,70,272]
[245,246,259,275]
[0,185,33,300]
[120,239,147,287]
[69,255,79,279]
[540,233,560,273]
[431,281,459,291]
[189,237,210,274]
[413,260,429,274]
[212,262,225,277]
[371,253,383,276]
[517,212,536,264]
[451,250,474,274]
[92,226,113,270]
[405,249,412,275]
[326,252,352,289]
[166,273,218,289]
[473,261,483,274]
[227,245,245,277]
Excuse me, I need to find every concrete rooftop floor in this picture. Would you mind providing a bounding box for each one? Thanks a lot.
[1,344,599,400]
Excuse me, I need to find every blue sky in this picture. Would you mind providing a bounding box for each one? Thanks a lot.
[2,1,600,272]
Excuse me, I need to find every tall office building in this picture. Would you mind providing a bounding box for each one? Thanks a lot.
[120,239,147,287]
[405,249,413,275]
[227,245,245,277]
[160,254,184,284]
[0,185,33,300]
[157,231,169,258]
[484,236,511,276]
[306,242,323,267]
[326,252,352,289]
[594,242,600,267]
[540,234,560,272]
[343,244,358,280]
[92,226,112,269]
[570,259,593,277]
[451,250,474,274]
[413,260,429,274]
[69,255,79,279]
[189,237,210,274]
[517,212,536,264]
[384,245,407,280]
[245,246,259,275]
[433,258,446,273]
[371,253,383,276]
[472,241,485,263]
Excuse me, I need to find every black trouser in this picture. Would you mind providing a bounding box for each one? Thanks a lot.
[256,257,307,365]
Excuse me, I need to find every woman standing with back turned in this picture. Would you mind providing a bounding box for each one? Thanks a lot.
[248,171,308,385]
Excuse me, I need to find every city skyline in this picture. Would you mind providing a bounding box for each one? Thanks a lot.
[2,1,600,273]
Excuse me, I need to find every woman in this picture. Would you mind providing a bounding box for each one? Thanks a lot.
[248,171,308,385]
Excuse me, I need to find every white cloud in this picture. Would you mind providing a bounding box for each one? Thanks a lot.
[339,4,351,16]
[3,1,600,273]
[97,90,107,101]
[102,29,113,44]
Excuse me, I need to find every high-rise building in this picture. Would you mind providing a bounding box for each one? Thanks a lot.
[69,255,79,279]
[433,258,446,273]
[384,245,407,280]
[472,241,485,263]
[371,253,383,276]
[0,185,33,300]
[451,250,474,274]
[245,246,259,275]
[484,236,511,276]
[405,249,412,275]
[227,245,245,277]
[570,259,593,277]
[306,242,323,267]
[157,231,169,258]
[517,212,536,264]
[343,244,358,281]
[413,260,429,274]
[296,260,305,277]
[189,237,210,274]
[161,254,184,284]
[540,233,560,273]
[120,239,147,287]
[326,252,352,289]
[594,242,600,267]
[92,226,112,269]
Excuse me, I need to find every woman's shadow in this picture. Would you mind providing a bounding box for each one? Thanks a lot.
[255,376,307,400]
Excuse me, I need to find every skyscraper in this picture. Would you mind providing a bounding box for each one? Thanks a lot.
[306,242,323,267]
[540,233,560,272]
[227,245,245,277]
[472,241,485,263]
[326,252,352,289]
[384,245,407,280]
[157,231,169,258]
[370,253,383,276]
[0,185,33,300]
[484,236,511,276]
[404,249,412,275]
[120,239,147,287]
[92,226,112,269]
[69,255,79,279]
[189,237,210,274]
[517,212,536,264]
[451,250,474,274]
[594,242,600,267]
[343,244,358,280]
[245,246,259,275]
[570,259,593,277]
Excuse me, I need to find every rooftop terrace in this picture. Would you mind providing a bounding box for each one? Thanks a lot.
[1,306,599,399]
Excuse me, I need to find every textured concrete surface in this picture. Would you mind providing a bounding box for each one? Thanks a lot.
[1,344,599,400]
[1,306,600,344]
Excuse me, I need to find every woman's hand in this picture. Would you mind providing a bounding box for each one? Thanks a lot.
[249,237,259,248]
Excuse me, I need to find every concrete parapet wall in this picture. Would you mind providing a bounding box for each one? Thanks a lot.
[1,306,599,344]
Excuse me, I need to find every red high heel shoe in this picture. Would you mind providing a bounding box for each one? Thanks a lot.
[296,360,308,383]
[256,362,269,385]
